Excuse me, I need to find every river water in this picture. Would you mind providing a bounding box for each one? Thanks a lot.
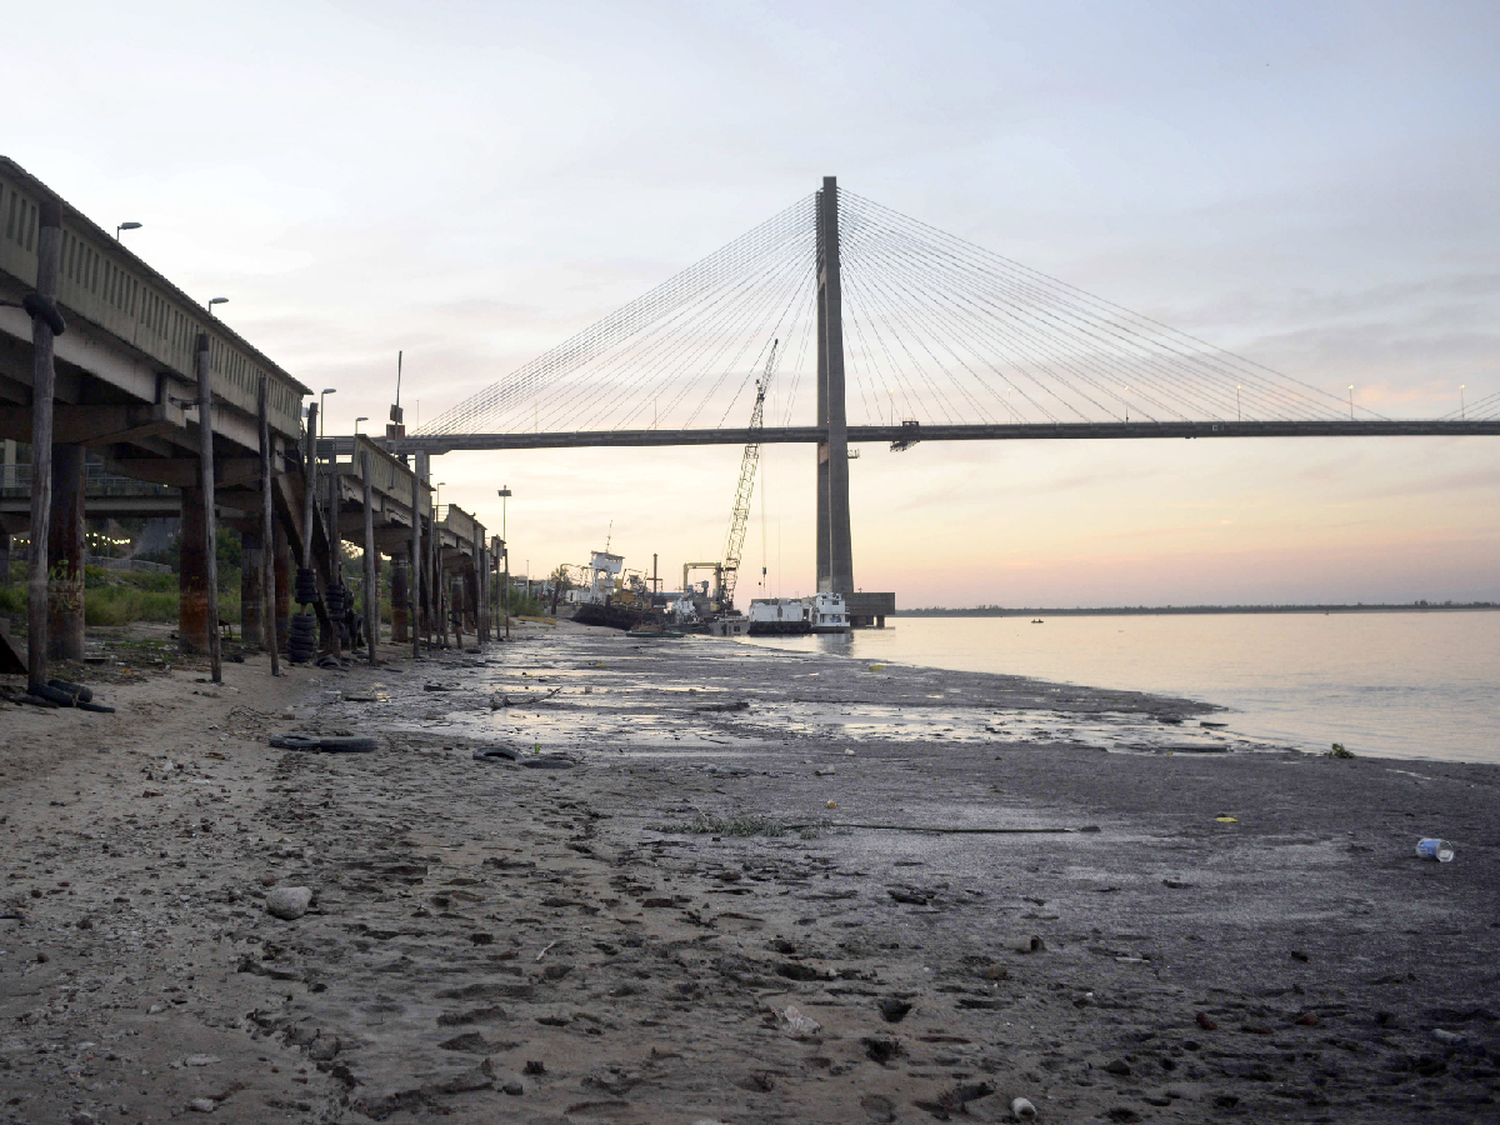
[738,611,1500,765]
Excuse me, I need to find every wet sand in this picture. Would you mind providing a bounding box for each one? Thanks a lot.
[2,620,1497,1123]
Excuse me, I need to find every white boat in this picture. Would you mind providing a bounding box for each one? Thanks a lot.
[747,592,851,635]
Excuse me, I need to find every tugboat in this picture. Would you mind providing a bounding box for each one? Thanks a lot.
[569,550,651,630]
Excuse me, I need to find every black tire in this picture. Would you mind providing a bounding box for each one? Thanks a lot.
[473,746,519,762]
[521,756,577,770]
[295,567,319,604]
[22,292,66,336]
[48,678,93,703]
[317,736,376,753]
[28,681,76,706]
[269,734,321,751]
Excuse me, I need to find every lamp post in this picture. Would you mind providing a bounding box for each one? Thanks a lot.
[354,415,368,437]
[498,487,511,639]
[319,388,336,438]
[1347,385,1354,421]
[1460,384,1466,420]
[1236,384,1241,422]
[208,297,228,316]
[115,221,142,240]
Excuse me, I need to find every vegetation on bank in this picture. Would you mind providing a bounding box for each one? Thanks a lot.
[3,557,544,631]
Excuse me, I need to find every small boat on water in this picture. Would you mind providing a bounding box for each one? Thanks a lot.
[626,624,689,639]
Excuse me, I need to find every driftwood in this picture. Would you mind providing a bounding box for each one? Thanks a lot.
[490,686,564,710]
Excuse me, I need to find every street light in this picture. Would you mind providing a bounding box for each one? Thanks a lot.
[1236,384,1242,421]
[1347,384,1355,421]
[319,388,337,438]
[208,297,228,315]
[1460,384,1466,420]
[115,221,142,240]
[354,415,368,437]
[498,487,512,639]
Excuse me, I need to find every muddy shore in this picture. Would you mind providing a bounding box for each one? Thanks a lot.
[2,620,1497,1124]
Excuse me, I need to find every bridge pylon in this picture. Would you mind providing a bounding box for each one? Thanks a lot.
[815,176,855,596]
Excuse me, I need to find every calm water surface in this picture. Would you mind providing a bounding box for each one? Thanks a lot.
[739,612,1500,765]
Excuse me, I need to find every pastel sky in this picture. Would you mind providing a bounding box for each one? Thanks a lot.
[9,0,1497,606]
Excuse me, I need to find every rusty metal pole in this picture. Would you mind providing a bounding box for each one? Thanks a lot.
[196,334,223,683]
[26,196,62,688]
[361,448,377,663]
[258,378,280,675]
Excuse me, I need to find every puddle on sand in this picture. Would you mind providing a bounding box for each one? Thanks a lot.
[365,630,1285,758]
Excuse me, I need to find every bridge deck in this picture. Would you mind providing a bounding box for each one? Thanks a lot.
[0,156,310,466]
[387,418,1500,455]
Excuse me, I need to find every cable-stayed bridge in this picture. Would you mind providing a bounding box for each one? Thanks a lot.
[386,177,1499,598]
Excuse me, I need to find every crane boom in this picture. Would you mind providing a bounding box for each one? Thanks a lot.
[719,340,776,610]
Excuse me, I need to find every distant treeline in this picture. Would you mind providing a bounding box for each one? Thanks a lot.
[894,602,1499,617]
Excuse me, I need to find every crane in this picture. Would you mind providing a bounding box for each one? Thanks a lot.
[718,339,777,611]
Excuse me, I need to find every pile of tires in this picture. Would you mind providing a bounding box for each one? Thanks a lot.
[286,611,318,663]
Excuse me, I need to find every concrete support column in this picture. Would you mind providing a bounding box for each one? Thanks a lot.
[240,526,266,646]
[46,444,86,661]
[178,484,213,654]
[814,176,854,595]
[0,532,10,583]
[391,556,409,642]
[272,520,292,651]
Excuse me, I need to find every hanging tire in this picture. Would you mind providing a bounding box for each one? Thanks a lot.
[295,567,319,604]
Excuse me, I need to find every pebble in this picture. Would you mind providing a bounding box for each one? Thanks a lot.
[183,1054,221,1067]
[265,886,314,920]
[187,1098,216,1113]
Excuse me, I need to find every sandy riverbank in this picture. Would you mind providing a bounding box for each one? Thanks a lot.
[2,621,1497,1123]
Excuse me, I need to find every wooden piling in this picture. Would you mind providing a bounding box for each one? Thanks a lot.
[196,334,222,683]
[361,448,377,663]
[411,451,425,659]
[26,195,61,688]
[258,378,280,675]
[475,522,487,643]
[301,403,317,570]
[327,451,342,659]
